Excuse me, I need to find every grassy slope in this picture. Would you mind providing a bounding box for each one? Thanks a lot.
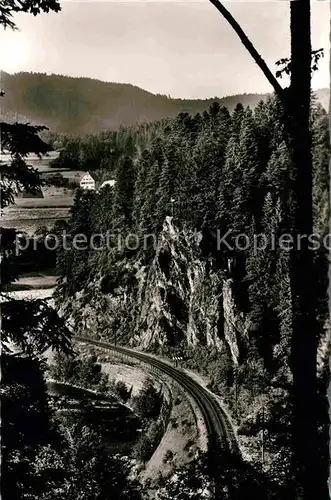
[10,197,74,208]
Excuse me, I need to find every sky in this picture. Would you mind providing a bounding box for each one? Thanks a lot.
[0,0,329,99]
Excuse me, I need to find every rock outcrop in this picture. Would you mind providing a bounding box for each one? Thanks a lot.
[57,216,248,361]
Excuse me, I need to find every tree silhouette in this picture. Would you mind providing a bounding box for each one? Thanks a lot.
[0,3,75,499]
[0,0,61,30]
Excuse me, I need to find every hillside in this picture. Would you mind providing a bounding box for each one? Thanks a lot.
[1,71,328,134]
[53,98,329,490]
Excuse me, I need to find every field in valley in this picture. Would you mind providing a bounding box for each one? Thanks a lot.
[10,274,57,290]
[1,208,71,235]
[1,155,77,234]
[8,196,74,209]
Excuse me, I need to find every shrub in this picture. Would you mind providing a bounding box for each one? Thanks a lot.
[132,433,154,463]
[163,450,174,464]
[132,420,164,463]
[46,172,68,188]
[184,439,195,452]
[50,353,106,391]
[132,379,163,420]
[115,381,131,403]
[77,356,102,386]
[170,418,178,429]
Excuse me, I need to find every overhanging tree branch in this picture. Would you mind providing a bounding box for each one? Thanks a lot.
[208,0,285,100]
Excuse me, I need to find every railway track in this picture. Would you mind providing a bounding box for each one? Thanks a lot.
[74,336,240,456]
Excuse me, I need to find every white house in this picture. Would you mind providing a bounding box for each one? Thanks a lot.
[80,172,95,190]
[99,179,116,191]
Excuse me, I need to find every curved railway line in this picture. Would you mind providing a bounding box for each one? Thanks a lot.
[74,336,240,457]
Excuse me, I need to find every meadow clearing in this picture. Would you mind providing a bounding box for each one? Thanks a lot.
[8,196,74,209]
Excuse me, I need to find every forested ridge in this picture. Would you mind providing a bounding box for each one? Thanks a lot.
[45,120,166,177]
[1,71,329,134]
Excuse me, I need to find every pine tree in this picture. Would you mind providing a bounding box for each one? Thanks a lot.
[232,109,261,233]
[56,189,96,295]
[139,158,162,235]
[155,158,174,230]
[191,127,226,227]
[132,149,153,227]
[311,102,329,236]
[112,155,135,229]
[231,102,245,136]
[218,130,240,233]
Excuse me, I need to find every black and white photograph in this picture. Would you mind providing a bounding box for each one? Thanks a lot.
[0,1,330,498]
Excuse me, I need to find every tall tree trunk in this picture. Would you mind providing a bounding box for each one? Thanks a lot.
[288,2,327,497]
[206,0,329,497]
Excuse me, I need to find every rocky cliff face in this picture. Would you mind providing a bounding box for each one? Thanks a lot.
[57,217,249,362]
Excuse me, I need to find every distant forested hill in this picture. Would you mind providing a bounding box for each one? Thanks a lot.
[1,71,328,134]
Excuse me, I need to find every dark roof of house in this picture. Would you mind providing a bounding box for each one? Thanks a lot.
[78,172,95,181]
